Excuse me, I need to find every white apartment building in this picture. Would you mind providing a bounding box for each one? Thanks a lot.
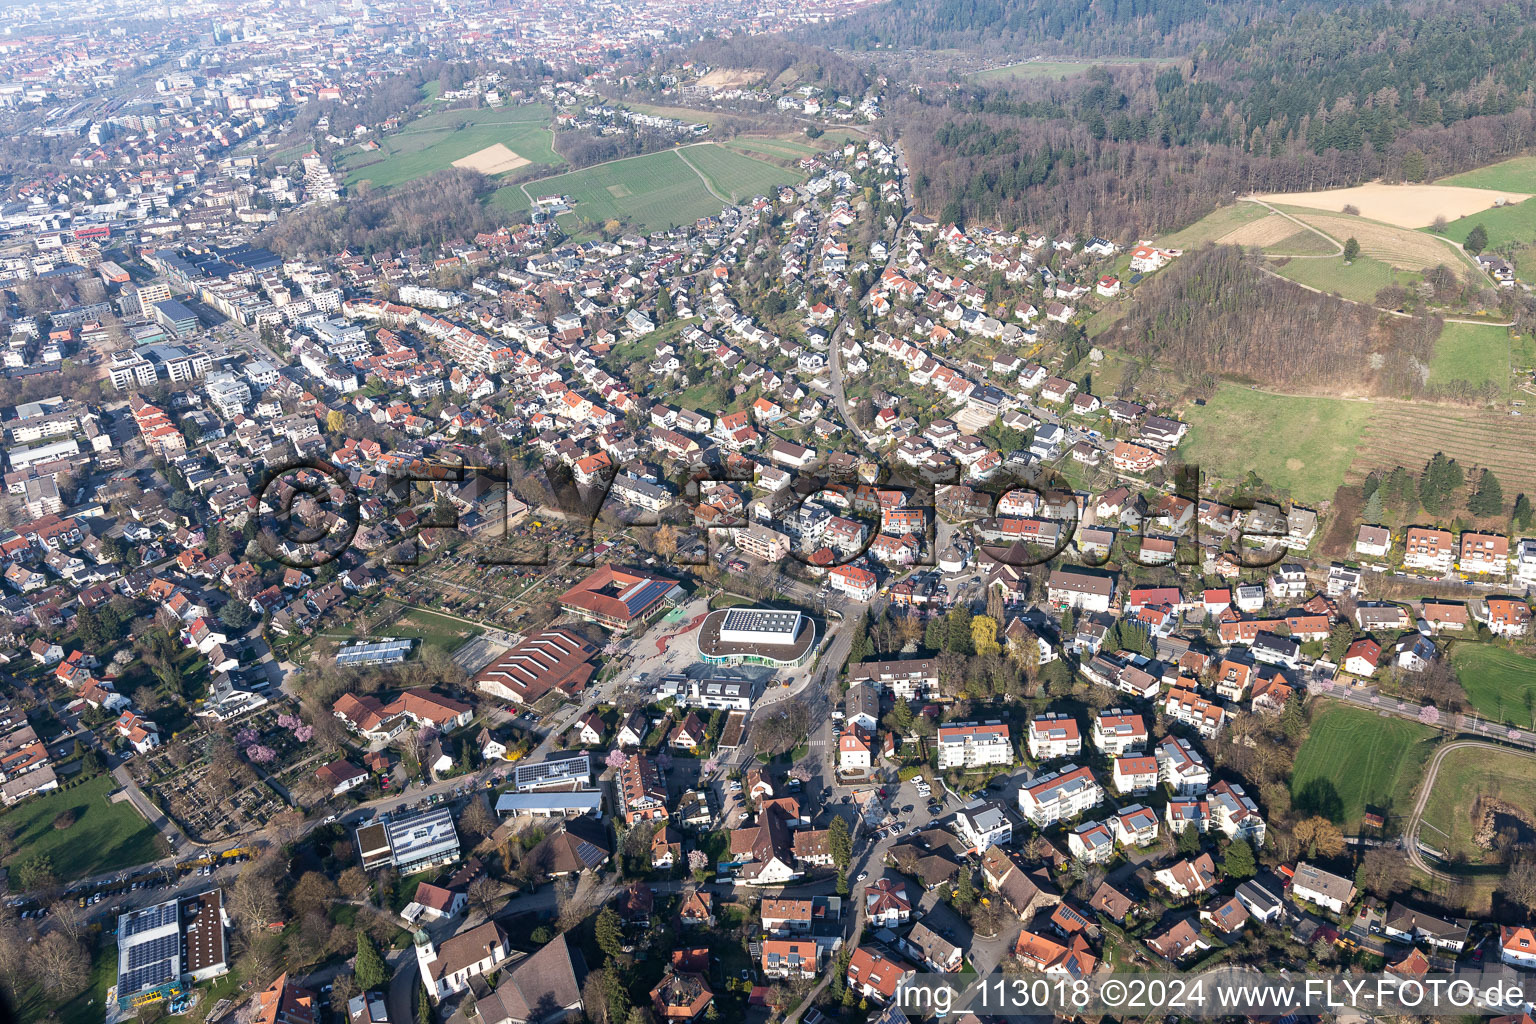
[935,721,1012,770]
[1018,764,1103,826]
[1092,709,1147,756]
[1026,713,1080,761]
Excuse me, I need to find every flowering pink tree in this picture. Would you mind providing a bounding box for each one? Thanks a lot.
[245,744,276,764]
[605,749,628,770]
[655,750,673,772]
[235,727,258,745]
[701,756,721,777]
[276,713,303,730]
[687,850,709,874]
[293,725,313,743]
[1418,704,1439,726]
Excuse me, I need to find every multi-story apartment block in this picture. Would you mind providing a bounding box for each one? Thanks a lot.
[935,721,1012,770]
[1018,764,1103,826]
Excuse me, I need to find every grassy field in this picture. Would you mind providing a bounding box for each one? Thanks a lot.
[1180,383,1377,503]
[725,136,822,160]
[1265,228,1339,255]
[973,58,1167,82]
[1348,403,1536,497]
[344,105,560,189]
[1270,254,1416,302]
[0,773,160,885]
[1283,207,1474,273]
[1441,198,1536,252]
[1429,322,1510,397]
[678,143,802,201]
[1437,156,1536,193]
[1420,744,1536,862]
[1290,704,1438,826]
[1450,645,1536,723]
[1157,203,1270,248]
[311,600,482,661]
[495,145,792,232]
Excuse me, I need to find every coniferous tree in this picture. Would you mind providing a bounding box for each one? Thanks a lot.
[1471,469,1505,518]
[1515,493,1534,530]
[1465,224,1489,255]
[355,932,388,992]
[1361,487,1383,524]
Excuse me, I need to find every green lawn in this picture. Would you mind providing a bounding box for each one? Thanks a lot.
[1180,382,1377,503]
[383,603,484,654]
[495,147,766,232]
[1436,156,1536,193]
[1451,644,1536,723]
[0,773,160,886]
[10,932,117,1024]
[344,104,560,189]
[725,137,821,159]
[1441,198,1536,253]
[1420,744,1536,862]
[972,58,1168,82]
[1429,321,1510,397]
[1270,254,1418,304]
[1156,203,1269,249]
[1290,704,1437,826]
[679,144,802,201]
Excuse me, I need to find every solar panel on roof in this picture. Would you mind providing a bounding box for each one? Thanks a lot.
[123,903,177,936]
[127,933,179,970]
[620,579,672,615]
[122,961,174,993]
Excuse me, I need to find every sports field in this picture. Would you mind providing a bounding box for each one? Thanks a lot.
[1450,645,1536,723]
[1420,744,1536,862]
[1437,156,1536,193]
[1290,704,1437,825]
[344,105,560,189]
[495,145,798,232]
[1427,321,1510,397]
[1180,383,1376,503]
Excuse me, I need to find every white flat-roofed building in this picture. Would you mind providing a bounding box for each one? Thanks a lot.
[680,676,756,710]
[698,606,817,667]
[718,608,805,645]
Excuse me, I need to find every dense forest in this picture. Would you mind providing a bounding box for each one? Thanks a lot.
[826,0,1536,237]
[260,170,506,257]
[1113,245,1442,396]
[808,0,1315,56]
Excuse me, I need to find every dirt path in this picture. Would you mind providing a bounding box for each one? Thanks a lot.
[1243,197,1343,257]
[675,146,729,203]
[1402,739,1536,882]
